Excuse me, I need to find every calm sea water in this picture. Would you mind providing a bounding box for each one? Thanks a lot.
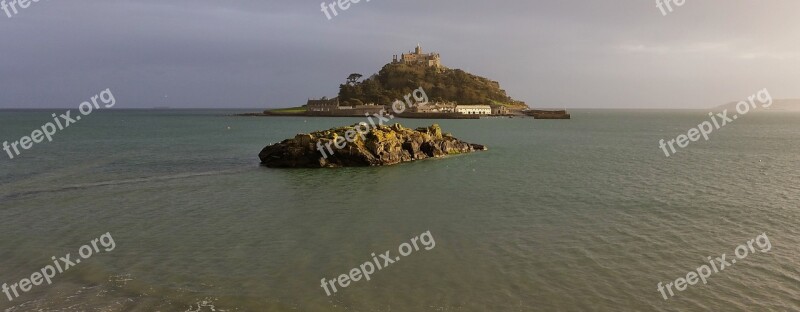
[0,109,798,311]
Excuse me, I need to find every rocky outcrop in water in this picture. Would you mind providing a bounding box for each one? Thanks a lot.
[259,124,487,168]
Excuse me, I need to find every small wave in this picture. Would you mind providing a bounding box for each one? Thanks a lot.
[0,169,245,201]
[186,297,229,312]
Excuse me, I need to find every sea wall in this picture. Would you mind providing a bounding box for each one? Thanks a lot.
[307,107,386,117]
[397,112,481,119]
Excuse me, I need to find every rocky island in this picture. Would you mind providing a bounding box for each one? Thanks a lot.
[238,45,575,119]
[259,124,486,168]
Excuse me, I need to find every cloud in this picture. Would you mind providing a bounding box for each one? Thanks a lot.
[618,42,731,55]
[738,51,797,60]
[0,0,799,109]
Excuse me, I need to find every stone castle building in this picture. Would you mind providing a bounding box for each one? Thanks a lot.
[392,44,441,68]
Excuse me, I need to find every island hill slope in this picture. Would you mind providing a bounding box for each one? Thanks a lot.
[338,61,528,109]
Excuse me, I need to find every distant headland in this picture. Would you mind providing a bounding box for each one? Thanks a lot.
[240,45,569,119]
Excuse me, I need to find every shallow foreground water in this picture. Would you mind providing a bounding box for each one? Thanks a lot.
[1,110,798,311]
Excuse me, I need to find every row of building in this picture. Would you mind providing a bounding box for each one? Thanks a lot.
[306,98,510,116]
[411,102,510,115]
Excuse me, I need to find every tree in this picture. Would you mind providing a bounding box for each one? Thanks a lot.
[336,62,524,107]
[346,73,363,85]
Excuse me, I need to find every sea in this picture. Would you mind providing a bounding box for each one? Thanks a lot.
[0,109,798,311]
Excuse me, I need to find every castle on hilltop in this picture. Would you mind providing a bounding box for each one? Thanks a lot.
[392,44,441,68]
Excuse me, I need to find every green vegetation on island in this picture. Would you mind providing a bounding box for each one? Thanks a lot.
[265,106,307,114]
[338,62,527,108]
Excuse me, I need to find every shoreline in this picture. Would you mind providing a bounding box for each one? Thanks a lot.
[233,110,533,119]
[233,112,529,119]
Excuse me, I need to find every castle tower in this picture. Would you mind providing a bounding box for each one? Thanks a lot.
[396,44,441,68]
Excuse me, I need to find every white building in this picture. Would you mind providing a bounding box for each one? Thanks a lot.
[456,105,491,115]
[414,102,456,113]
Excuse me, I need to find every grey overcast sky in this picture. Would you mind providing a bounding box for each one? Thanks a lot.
[1,0,799,109]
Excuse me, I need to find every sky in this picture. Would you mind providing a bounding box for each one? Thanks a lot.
[1,0,799,109]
